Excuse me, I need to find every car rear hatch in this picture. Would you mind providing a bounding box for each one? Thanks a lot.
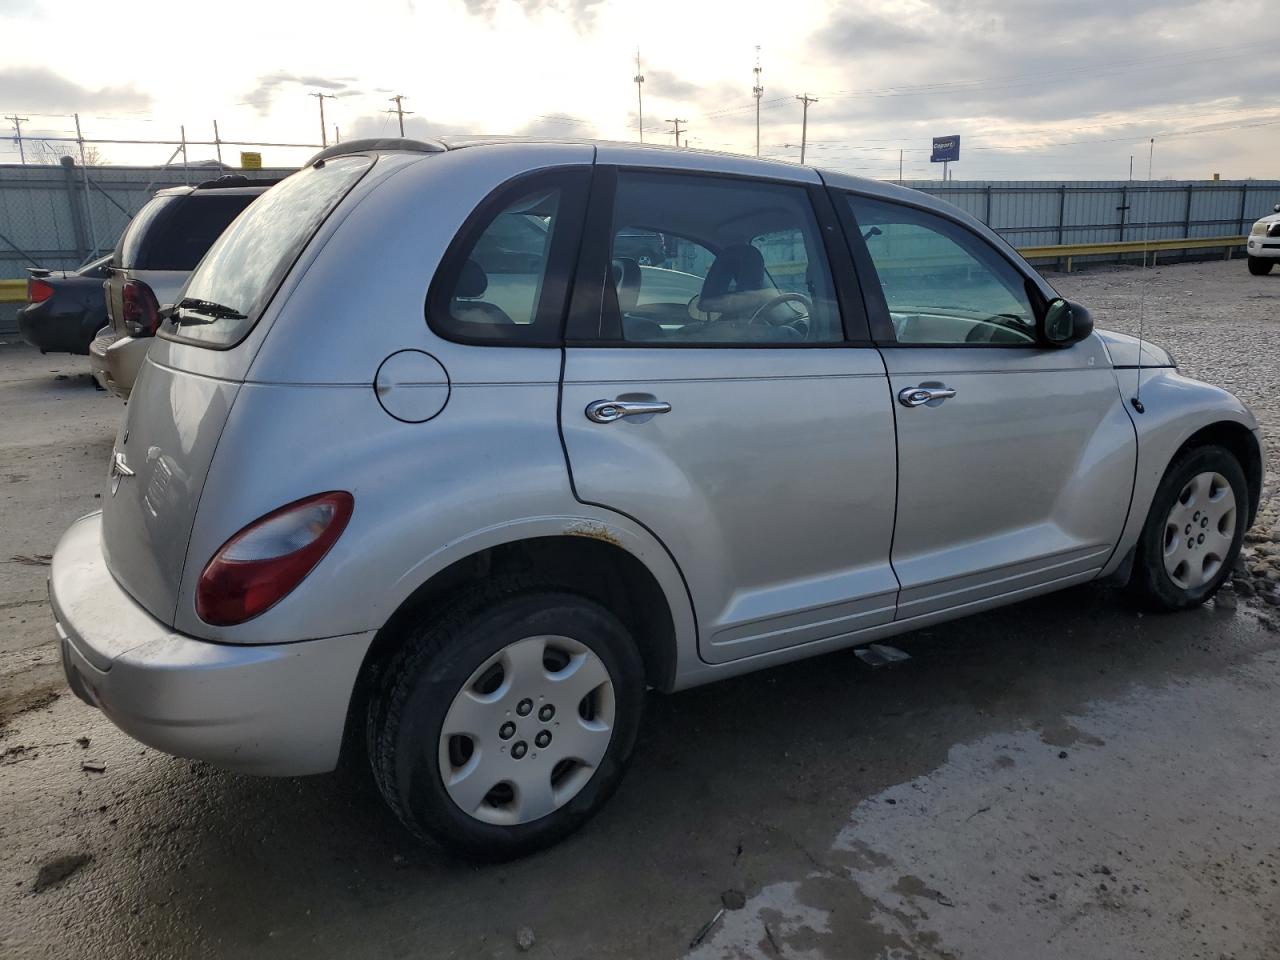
[106,192,255,337]
[100,155,379,626]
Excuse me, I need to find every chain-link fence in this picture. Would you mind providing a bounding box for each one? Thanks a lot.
[0,155,300,333]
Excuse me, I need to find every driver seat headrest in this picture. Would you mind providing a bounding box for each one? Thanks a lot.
[699,244,773,318]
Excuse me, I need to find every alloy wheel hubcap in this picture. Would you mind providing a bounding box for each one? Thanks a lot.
[438,635,615,826]
[1162,471,1236,590]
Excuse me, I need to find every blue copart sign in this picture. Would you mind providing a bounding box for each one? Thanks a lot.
[931,136,960,163]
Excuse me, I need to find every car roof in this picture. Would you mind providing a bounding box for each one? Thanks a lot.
[306,135,921,200]
[303,136,999,244]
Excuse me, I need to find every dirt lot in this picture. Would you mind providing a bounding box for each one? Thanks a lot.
[2,258,1279,960]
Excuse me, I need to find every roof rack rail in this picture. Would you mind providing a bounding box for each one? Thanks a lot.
[304,137,447,167]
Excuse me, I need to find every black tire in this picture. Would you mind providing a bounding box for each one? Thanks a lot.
[1248,256,1273,276]
[367,579,645,860]
[1130,445,1249,611]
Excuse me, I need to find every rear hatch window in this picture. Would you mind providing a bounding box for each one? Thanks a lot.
[159,155,373,348]
[116,194,256,271]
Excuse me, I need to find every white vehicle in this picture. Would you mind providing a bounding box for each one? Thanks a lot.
[1246,202,1280,275]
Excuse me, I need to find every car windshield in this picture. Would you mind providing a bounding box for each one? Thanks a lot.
[160,155,373,348]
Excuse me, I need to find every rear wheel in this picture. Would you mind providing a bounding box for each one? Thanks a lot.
[1130,445,1248,610]
[367,581,645,860]
[1248,255,1273,276]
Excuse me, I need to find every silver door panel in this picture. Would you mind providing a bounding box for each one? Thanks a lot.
[560,348,899,665]
[882,339,1136,616]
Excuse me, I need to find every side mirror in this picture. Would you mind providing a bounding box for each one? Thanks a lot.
[1274,203,1280,213]
[1041,297,1093,347]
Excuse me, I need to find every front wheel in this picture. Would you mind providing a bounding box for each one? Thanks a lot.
[1130,445,1249,610]
[367,582,645,860]
[1248,256,1274,276]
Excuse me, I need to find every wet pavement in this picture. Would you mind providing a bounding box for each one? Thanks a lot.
[2,258,1279,959]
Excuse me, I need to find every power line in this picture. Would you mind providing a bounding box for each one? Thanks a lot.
[689,38,1274,125]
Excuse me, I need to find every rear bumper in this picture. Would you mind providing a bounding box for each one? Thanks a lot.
[96,333,149,399]
[50,512,374,775]
[88,329,115,393]
[17,303,97,354]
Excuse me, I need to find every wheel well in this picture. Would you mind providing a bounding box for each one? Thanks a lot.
[1177,421,1263,524]
[341,536,679,764]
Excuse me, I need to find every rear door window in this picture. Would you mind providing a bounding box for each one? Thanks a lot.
[160,155,373,348]
[595,171,843,344]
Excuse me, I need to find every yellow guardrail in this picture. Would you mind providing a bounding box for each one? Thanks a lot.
[1018,235,1246,272]
[0,279,26,304]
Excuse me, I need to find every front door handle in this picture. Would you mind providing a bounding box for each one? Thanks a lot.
[585,399,672,423]
[898,385,957,408]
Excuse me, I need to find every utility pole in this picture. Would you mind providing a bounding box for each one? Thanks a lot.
[752,47,763,158]
[6,115,28,165]
[633,50,645,143]
[795,94,817,164]
[310,92,335,147]
[212,119,223,165]
[74,113,99,255]
[335,124,341,144]
[899,148,904,183]
[387,94,413,137]
[666,117,686,147]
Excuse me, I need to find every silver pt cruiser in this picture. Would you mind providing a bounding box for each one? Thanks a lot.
[51,138,1263,859]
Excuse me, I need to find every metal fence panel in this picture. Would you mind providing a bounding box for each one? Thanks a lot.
[3,162,1279,335]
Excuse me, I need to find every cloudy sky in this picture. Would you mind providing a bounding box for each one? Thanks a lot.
[1,0,1276,180]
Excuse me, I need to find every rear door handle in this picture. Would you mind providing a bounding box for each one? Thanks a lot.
[898,385,957,407]
[585,399,672,423]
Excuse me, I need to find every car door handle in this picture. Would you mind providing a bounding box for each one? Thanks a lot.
[585,399,672,423]
[898,385,957,408]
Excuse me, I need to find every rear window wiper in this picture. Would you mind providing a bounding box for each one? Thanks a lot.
[170,297,247,325]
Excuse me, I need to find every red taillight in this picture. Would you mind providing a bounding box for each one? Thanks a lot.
[195,492,354,626]
[28,279,53,304]
[121,279,160,336]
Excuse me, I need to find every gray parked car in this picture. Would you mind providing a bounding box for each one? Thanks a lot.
[92,176,276,397]
[50,138,1263,859]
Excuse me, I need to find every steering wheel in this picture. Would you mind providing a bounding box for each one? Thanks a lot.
[747,292,812,325]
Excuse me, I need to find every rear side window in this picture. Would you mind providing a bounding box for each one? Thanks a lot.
[160,155,373,348]
[427,169,589,344]
[116,194,255,271]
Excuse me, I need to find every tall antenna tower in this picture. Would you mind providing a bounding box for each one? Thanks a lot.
[633,50,645,144]
[752,47,763,159]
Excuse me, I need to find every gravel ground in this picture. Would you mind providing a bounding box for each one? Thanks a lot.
[1,258,1279,960]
